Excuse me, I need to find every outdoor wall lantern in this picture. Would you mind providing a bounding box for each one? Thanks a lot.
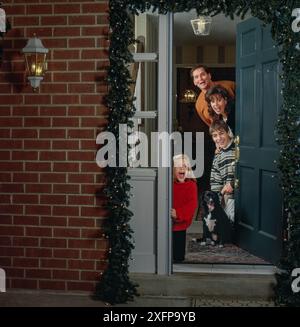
[22,34,48,91]
[191,16,212,36]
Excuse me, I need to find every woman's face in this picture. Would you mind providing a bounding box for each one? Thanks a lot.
[209,94,227,116]
[173,159,188,183]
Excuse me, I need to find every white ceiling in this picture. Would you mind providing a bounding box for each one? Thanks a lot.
[174,10,250,46]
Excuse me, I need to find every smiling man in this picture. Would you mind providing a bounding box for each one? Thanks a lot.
[191,65,235,126]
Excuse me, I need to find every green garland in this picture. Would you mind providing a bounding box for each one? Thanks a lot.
[95,0,300,306]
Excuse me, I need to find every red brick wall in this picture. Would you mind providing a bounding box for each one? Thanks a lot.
[0,0,109,292]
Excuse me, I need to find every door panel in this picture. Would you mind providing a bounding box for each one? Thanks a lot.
[236,18,283,264]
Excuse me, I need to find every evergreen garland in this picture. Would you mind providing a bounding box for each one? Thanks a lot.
[96,0,300,306]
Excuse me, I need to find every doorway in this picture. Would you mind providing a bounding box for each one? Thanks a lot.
[172,11,283,266]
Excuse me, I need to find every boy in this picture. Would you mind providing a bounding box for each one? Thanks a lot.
[209,120,235,223]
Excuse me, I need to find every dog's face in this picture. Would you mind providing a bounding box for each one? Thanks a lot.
[202,191,220,213]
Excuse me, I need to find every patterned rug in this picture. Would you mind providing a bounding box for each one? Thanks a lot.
[185,237,269,265]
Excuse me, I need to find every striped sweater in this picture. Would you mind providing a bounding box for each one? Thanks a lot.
[210,141,235,199]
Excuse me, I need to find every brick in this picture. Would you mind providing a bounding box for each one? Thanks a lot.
[24,117,51,127]
[68,195,94,206]
[27,5,53,15]
[40,195,67,205]
[53,163,79,172]
[0,130,10,139]
[81,271,100,281]
[68,129,94,139]
[69,38,95,48]
[82,162,103,173]
[54,4,80,14]
[53,184,79,194]
[68,218,95,228]
[0,173,11,182]
[0,162,23,172]
[0,247,24,256]
[39,129,66,139]
[11,279,38,289]
[13,173,39,183]
[12,151,38,161]
[12,129,38,138]
[14,216,39,226]
[25,163,51,172]
[0,195,10,203]
[41,16,67,26]
[39,280,65,291]
[13,194,39,204]
[13,258,39,268]
[14,16,39,26]
[0,140,22,149]
[67,151,95,161]
[81,250,106,260]
[40,106,67,116]
[81,94,103,105]
[25,184,52,193]
[24,140,51,149]
[82,26,108,37]
[39,151,66,161]
[0,118,22,127]
[82,3,109,13]
[68,174,94,184]
[53,48,80,60]
[53,249,79,259]
[26,248,52,258]
[40,173,66,183]
[41,259,67,269]
[52,95,80,105]
[25,205,51,216]
[52,118,79,127]
[43,39,68,50]
[26,227,52,237]
[68,106,95,116]
[82,228,103,239]
[68,16,95,25]
[69,84,95,94]
[0,215,13,224]
[0,205,23,214]
[0,257,11,267]
[82,117,107,127]
[53,228,80,238]
[13,237,39,247]
[26,269,52,279]
[0,95,23,105]
[40,83,68,94]
[13,106,38,116]
[52,140,79,150]
[53,73,80,82]
[24,95,51,105]
[53,270,79,280]
[53,27,80,37]
[41,238,67,248]
[0,151,10,160]
[26,28,52,38]
[82,49,107,60]
[4,5,26,16]
[41,216,67,226]
[52,206,79,217]
[68,239,96,249]
[68,259,95,270]
[68,61,95,71]
[5,268,24,277]
[80,184,98,194]
[0,236,11,246]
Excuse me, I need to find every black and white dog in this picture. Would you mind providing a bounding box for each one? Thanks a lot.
[200,191,232,246]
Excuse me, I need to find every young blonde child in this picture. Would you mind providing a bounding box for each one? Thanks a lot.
[171,154,198,262]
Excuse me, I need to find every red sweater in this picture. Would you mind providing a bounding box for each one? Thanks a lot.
[172,180,198,231]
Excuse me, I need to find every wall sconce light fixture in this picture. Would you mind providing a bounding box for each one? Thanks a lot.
[191,16,212,36]
[22,35,48,91]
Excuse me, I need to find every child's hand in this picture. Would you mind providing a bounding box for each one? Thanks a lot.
[221,183,233,194]
[171,208,177,220]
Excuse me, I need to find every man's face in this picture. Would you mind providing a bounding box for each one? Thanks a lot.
[192,67,212,92]
[211,129,231,149]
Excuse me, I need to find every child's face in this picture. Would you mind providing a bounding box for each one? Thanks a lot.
[173,160,188,183]
[211,129,231,149]
[209,94,227,116]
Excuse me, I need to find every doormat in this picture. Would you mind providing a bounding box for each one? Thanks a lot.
[185,239,270,265]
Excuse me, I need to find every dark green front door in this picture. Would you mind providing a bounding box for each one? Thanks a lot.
[235,18,283,264]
